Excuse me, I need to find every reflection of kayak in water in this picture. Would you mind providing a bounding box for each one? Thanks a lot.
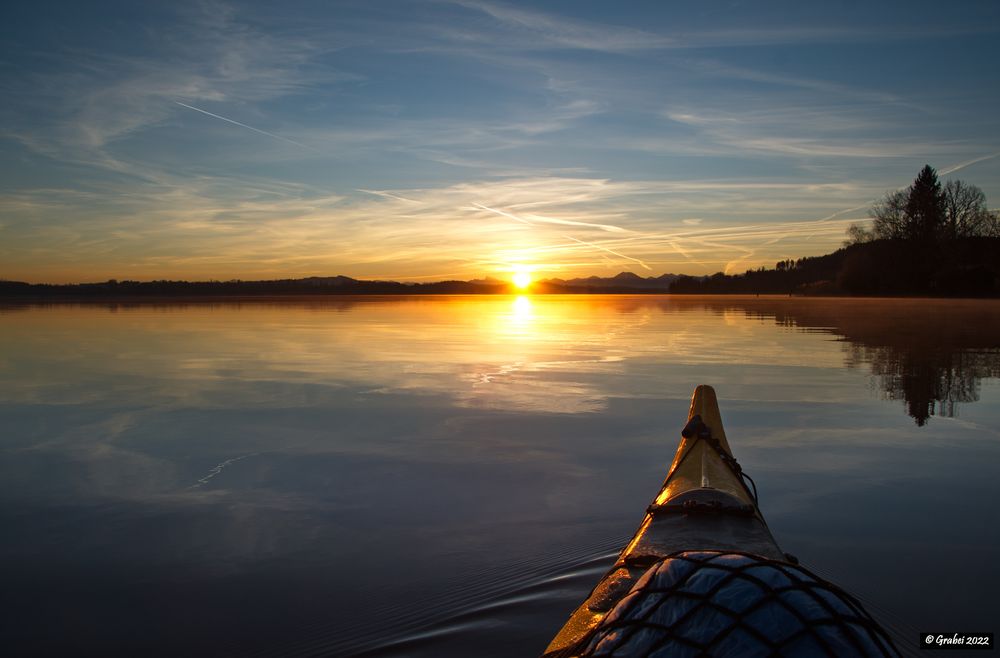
[543,385,900,657]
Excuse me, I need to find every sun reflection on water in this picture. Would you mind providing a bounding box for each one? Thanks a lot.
[511,295,533,324]
[8,296,997,422]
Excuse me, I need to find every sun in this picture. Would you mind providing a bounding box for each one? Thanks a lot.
[512,271,532,290]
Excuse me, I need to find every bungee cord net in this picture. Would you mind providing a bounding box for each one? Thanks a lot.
[576,550,900,657]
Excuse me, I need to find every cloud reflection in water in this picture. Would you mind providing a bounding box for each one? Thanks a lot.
[1,296,999,655]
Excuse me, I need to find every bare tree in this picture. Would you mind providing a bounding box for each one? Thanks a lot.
[869,189,909,240]
[943,180,991,238]
[843,222,873,246]
[979,210,1000,238]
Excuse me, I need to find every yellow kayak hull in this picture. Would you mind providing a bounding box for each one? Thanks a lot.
[544,385,782,657]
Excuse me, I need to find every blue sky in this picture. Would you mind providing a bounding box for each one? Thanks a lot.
[2,0,999,282]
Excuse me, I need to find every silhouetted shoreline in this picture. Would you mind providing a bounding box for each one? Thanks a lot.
[0,274,676,298]
[3,236,999,299]
[670,237,1000,297]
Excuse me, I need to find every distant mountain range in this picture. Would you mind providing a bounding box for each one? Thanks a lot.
[545,271,679,290]
[0,272,682,298]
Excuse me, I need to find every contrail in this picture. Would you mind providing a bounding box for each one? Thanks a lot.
[358,189,421,203]
[174,101,319,152]
[472,202,627,232]
[473,202,534,225]
[563,234,652,270]
[703,149,1000,263]
[793,150,1000,244]
[522,212,628,233]
[939,151,1000,176]
[814,204,870,222]
[189,452,259,489]
[473,202,651,270]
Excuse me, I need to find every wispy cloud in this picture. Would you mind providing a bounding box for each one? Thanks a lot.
[663,107,942,160]
[688,60,901,104]
[446,0,674,52]
[3,1,329,167]
[2,173,886,281]
[438,1,987,54]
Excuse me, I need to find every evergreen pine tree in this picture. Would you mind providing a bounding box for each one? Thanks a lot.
[903,165,946,242]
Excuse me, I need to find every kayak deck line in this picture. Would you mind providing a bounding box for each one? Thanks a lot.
[563,549,901,657]
[543,385,901,657]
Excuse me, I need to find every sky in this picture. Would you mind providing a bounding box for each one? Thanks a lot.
[2,0,999,283]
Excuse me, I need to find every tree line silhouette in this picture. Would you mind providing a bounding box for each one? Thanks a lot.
[670,166,1000,296]
[849,166,997,243]
[0,277,512,298]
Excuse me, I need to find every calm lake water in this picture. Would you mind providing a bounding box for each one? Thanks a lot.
[2,295,999,656]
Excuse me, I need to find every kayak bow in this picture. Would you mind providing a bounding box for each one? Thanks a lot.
[544,386,901,656]
[544,385,783,656]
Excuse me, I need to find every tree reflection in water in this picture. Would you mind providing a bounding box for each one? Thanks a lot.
[676,298,1000,426]
[845,343,1000,425]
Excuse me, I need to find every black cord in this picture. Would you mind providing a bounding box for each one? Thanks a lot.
[741,471,759,506]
